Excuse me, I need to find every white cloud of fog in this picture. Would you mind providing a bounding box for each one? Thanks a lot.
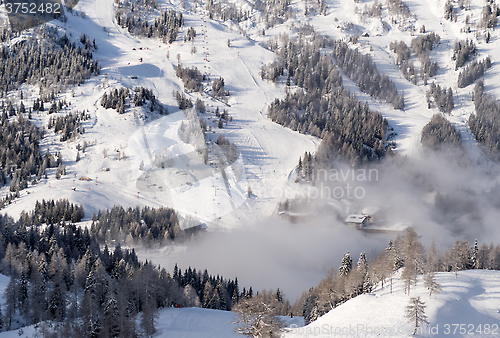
[137,217,390,301]
[138,149,500,302]
[365,152,500,246]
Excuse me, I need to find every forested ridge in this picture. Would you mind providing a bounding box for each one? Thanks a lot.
[421,114,462,151]
[0,27,99,96]
[100,87,166,115]
[262,31,389,166]
[331,40,404,109]
[297,229,500,325]
[390,32,440,85]
[469,79,500,160]
[90,205,182,245]
[0,28,100,198]
[229,229,500,336]
[115,0,184,44]
[0,111,59,194]
[0,201,250,336]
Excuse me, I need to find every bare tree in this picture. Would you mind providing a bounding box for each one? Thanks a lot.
[406,297,429,335]
[424,272,442,297]
[425,240,441,273]
[401,228,425,295]
[233,297,285,338]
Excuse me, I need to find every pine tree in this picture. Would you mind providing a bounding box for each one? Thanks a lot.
[276,288,283,303]
[339,252,352,276]
[18,273,29,324]
[4,277,17,330]
[216,281,226,310]
[81,271,102,338]
[173,263,180,285]
[388,239,403,294]
[103,295,120,338]
[308,303,320,323]
[406,297,429,334]
[362,276,373,294]
[19,101,25,115]
[472,239,479,269]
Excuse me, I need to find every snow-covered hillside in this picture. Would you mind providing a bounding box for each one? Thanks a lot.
[0,270,498,337]
[2,0,500,334]
[0,0,321,229]
[284,270,500,337]
[1,0,499,232]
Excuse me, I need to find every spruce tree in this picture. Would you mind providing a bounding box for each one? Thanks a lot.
[472,239,479,269]
[339,252,352,276]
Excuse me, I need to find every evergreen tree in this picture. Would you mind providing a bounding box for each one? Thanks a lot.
[472,239,479,269]
[362,276,373,294]
[102,295,120,338]
[276,288,283,303]
[81,271,102,338]
[216,281,227,311]
[308,303,320,323]
[4,277,17,330]
[339,252,352,276]
[231,289,239,308]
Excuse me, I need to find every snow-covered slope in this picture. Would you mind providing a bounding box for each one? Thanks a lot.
[284,270,500,337]
[0,0,320,228]
[0,270,498,337]
[0,307,240,338]
[1,0,499,228]
[0,299,302,338]
[2,0,500,329]
[155,307,301,338]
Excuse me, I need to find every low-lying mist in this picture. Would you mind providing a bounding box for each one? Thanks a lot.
[138,149,500,301]
[137,218,390,301]
[362,150,500,246]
